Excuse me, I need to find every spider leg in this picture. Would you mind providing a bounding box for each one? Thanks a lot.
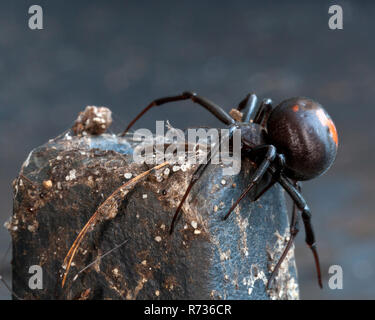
[223,145,276,220]
[236,93,258,123]
[121,91,235,136]
[169,125,237,234]
[252,153,286,201]
[253,178,276,201]
[253,98,273,126]
[269,168,323,288]
[236,94,251,111]
[267,182,300,289]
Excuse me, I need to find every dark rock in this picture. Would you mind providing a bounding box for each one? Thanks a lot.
[8,114,299,300]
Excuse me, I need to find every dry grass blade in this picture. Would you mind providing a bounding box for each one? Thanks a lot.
[61,161,169,288]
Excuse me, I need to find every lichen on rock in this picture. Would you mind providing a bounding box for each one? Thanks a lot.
[72,106,112,136]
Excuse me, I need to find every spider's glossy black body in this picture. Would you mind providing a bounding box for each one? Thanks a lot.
[267,97,338,181]
[122,92,338,290]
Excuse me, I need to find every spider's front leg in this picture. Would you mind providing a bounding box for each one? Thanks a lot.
[169,125,238,234]
[121,91,235,136]
[253,98,273,126]
[236,93,258,123]
[223,144,277,220]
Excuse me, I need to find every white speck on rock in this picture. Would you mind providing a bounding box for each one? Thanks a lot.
[65,169,77,181]
[220,249,231,261]
[124,172,132,179]
[27,224,37,232]
[3,219,11,231]
[23,150,33,168]
[154,236,162,242]
[243,264,269,297]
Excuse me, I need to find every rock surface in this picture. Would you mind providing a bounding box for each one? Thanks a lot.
[8,112,299,300]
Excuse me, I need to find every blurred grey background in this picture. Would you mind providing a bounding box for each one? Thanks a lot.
[0,0,374,299]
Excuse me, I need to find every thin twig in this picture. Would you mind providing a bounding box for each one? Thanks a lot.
[73,239,129,281]
[62,161,169,287]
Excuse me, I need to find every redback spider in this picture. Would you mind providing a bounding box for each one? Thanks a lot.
[121,91,338,289]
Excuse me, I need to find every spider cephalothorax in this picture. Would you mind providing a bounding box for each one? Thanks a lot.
[121,91,338,289]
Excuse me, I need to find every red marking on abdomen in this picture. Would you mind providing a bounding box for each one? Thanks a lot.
[292,105,299,112]
[327,120,338,146]
[316,109,338,146]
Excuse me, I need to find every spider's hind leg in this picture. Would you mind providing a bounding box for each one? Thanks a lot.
[267,182,300,289]
[271,172,323,289]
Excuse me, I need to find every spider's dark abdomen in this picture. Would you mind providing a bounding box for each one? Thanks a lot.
[267,97,338,181]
